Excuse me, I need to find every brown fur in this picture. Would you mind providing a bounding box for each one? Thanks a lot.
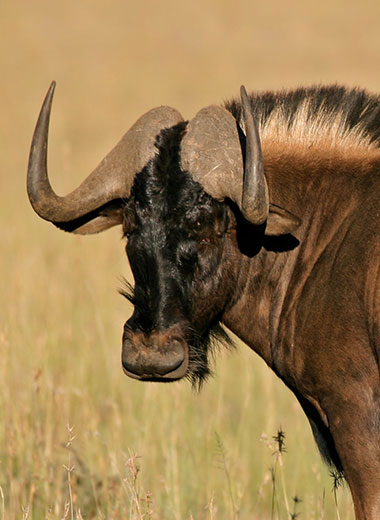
[221,141,380,519]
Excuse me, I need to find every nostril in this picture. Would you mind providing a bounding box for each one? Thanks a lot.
[122,356,145,376]
[152,346,185,375]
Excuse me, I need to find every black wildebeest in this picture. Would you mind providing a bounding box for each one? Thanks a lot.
[28,82,380,519]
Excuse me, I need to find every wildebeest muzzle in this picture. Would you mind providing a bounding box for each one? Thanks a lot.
[122,324,189,381]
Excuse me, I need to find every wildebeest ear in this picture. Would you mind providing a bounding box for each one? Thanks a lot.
[265,204,301,236]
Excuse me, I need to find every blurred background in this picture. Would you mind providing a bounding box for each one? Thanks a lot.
[2,0,380,518]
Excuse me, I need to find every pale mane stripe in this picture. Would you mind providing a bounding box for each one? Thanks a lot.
[225,85,380,150]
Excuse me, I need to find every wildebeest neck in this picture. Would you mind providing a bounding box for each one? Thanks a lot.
[224,146,380,371]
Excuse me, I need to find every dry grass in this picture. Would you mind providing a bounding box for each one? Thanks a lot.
[3,0,380,517]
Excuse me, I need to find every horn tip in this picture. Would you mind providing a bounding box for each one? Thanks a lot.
[48,80,56,96]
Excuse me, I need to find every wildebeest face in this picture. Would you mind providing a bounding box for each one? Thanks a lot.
[121,124,236,385]
[27,83,299,386]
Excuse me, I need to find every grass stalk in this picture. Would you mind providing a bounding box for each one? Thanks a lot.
[331,470,344,520]
[0,487,4,520]
[215,432,239,520]
[64,425,76,520]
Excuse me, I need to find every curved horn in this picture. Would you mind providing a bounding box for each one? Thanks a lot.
[27,82,184,232]
[181,86,269,226]
[240,85,269,225]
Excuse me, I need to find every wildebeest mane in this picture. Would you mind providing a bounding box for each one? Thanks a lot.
[225,85,380,150]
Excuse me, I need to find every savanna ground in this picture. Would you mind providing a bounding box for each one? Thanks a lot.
[2,0,380,517]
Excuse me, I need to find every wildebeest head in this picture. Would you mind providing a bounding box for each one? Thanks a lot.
[27,83,300,385]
